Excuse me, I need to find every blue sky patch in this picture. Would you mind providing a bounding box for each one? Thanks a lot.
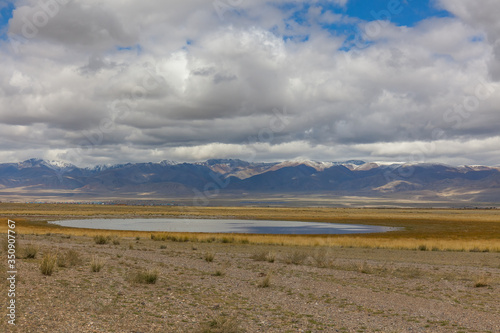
[0,1,15,39]
[342,0,452,27]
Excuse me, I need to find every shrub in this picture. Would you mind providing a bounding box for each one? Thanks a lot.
[258,273,272,288]
[40,252,57,276]
[1,238,8,253]
[213,269,225,277]
[474,275,490,288]
[418,245,427,251]
[23,243,38,259]
[283,250,308,265]
[357,261,372,274]
[90,255,105,272]
[204,252,215,262]
[196,315,244,333]
[94,235,110,245]
[133,269,159,284]
[64,250,82,266]
[312,250,333,268]
[265,251,276,263]
[221,237,235,244]
[251,251,275,263]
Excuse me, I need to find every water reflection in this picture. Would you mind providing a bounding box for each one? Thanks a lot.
[50,218,396,235]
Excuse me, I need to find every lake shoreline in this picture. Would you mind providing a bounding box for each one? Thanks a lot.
[48,217,397,234]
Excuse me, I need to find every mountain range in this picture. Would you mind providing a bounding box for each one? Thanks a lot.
[1,158,500,205]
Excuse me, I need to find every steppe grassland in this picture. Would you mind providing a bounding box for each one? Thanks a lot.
[1,203,499,252]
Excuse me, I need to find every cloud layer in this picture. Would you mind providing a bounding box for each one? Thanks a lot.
[1,0,500,166]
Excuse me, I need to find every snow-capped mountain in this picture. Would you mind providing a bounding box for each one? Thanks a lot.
[17,158,76,170]
[1,158,500,203]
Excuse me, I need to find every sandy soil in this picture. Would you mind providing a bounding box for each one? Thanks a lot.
[2,233,499,333]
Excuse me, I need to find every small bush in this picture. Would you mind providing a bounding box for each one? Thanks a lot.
[357,261,372,274]
[90,255,104,272]
[265,251,276,263]
[1,238,8,253]
[204,252,215,262]
[160,245,167,249]
[312,250,333,268]
[112,237,120,245]
[40,252,58,276]
[133,269,159,284]
[474,275,490,288]
[23,243,38,259]
[221,237,235,244]
[59,249,82,267]
[167,235,189,242]
[94,235,110,245]
[283,250,308,265]
[418,245,427,251]
[196,315,244,333]
[213,269,225,277]
[258,273,272,288]
[251,251,275,263]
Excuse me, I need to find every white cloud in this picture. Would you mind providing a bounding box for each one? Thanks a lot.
[0,0,499,166]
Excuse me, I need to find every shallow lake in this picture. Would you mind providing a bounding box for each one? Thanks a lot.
[49,218,396,235]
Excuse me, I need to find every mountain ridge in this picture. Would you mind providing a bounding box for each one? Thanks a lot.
[1,158,500,203]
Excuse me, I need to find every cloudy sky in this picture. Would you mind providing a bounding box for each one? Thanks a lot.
[1,0,499,166]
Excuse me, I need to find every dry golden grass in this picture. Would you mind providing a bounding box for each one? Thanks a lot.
[2,203,499,252]
[40,251,57,276]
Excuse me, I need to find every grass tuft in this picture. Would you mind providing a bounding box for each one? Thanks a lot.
[204,252,215,262]
[283,250,308,265]
[418,244,428,251]
[132,269,159,284]
[90,255,105,272]
[357,261,372,274]
[212,269,225,277]
[196,315,244,333]
[251,251,275,263]
[23,243,38,259]
[311,250,334,268]
[60,249,82,267]
[257,273,272,288]
[40,252,58,276]
[94,235,110,245]
[474,275,490,288]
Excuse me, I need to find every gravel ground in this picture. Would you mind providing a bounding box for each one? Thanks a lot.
[2,233,499,333]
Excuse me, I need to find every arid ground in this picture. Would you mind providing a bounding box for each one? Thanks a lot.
[1,204,499,332]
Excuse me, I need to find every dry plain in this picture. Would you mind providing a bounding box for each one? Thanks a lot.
[1,204,499,332]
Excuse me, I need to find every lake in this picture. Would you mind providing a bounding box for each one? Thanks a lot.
[49,218,396,235]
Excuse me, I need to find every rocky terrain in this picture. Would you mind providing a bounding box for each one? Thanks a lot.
[3,232,499,333]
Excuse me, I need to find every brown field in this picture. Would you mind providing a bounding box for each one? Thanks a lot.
[1,203,499,252]
[1,204,499,332]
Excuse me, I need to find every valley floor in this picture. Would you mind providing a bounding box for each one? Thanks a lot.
[2,233,499,333]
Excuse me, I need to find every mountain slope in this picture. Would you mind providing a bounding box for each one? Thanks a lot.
[0,158,499,202]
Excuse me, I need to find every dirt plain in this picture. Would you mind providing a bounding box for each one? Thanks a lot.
[1,231,499,333]
[1,205,499,333]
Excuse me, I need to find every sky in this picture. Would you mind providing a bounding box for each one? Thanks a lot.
[0,0,499,166]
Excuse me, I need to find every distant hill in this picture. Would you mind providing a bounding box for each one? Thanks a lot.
[1,158,500,204]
